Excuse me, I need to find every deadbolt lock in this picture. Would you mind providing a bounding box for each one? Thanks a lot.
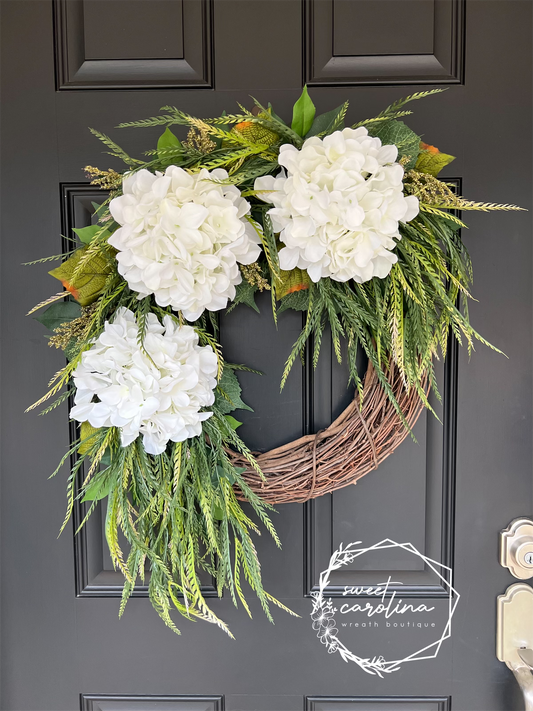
[501,518,533,580]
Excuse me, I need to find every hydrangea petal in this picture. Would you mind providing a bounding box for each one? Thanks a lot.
[254,128,419,284]
[70,308,218,454]
[109,166,261,321]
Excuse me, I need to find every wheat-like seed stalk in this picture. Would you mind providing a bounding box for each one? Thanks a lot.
[27,291,65,316]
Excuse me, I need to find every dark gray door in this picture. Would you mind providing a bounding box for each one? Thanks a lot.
[1,1,531,710]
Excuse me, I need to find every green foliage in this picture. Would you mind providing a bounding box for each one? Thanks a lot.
[224,415,242,430]
[23,252,72,266]
[116,113,179,129]
[353,90,445,133]
[71,412,293,636]
[249,99,303,147]
[113,104,283,185]
[89,128,143,167]
[49,246,115,306]
[91,201,109,221]
[423,198,524,213]
[367,120,421,170]
[73,224,110,245]
[247,212,280,286]
[267,102,287,126]
[34,300,81,331]
[31,270,287,634]
[278,289,310,313]
[291,86,316,138]
[227,279,260,313]
[215,367,253,415]
[306,102,349,138]
[156,129,183,167]
[78,421,101,454]
[135,296,154,357]
[372,89,446,121]
[157,127,181,156]
[415,147,455,177]
[81,472,110,502]
[276,267,310,300]
[278,212,499,418]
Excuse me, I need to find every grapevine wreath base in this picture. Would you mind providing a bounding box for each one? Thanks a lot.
[231,361,427,504]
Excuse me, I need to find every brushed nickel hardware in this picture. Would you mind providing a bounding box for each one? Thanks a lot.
[497,583,533,710]
[501,518,533,579]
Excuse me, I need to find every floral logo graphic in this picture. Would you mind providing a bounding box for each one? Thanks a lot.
[311,539,460,677]
[311,597,339,654]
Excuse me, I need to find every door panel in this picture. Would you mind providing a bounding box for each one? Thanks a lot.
[305,700,450,711]
[54,0,212,88]
[308,348,456,595]
[1,1,531,710]
[306,0,465,85]
[80,697,223,711]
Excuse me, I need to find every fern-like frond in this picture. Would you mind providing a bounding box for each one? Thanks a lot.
[377,89,446,117]
[419,204,467,227]
[89,128,143,166]
[431,199,525,212]
[27,291,66,315]
[116,114,178,129]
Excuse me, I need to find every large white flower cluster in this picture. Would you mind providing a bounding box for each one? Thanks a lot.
[109,167,261,321]
[70,308,218,455]
[255,127,419,283]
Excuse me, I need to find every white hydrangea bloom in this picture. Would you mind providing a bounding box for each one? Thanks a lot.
[70,308,218,455]
[254,127,419,283]
[108,167,262,321]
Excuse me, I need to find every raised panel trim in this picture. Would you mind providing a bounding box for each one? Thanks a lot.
[80,694,224,711]
[305,0,465,86]
[305,697,450,710]
[304,336,458,598]
[304,318,459,599]
[53,0,213,90]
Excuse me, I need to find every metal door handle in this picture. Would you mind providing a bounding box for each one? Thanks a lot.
[499,521,533,708]
[512,649,533,711]
[497,584,533,710]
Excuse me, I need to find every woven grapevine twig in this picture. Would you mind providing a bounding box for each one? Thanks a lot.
[230,361,427,504]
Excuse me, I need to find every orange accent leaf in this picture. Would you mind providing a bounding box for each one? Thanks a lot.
[277,267,310,299]
[416,142,455,177]
[49,247,114,307]
[286,283,309,295]
[420,141,440,154]
[233,120,279,146]
[61,280,80,301]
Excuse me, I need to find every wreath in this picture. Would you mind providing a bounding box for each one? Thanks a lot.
[27,88,521,636]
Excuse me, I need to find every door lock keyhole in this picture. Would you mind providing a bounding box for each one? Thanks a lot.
[501,519,533,579]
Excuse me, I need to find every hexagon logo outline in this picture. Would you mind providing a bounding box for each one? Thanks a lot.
[310,538,460,677]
